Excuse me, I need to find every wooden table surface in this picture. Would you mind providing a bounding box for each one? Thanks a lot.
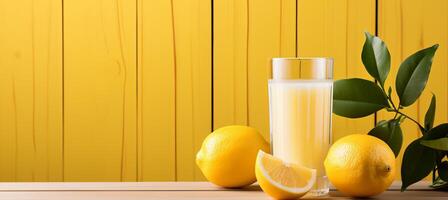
[0,181,445,199]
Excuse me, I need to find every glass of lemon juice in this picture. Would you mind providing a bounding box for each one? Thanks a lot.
[268,57,333,196]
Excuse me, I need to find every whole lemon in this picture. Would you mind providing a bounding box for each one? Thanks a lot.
[324,134,396,197]
[196,125,270,188]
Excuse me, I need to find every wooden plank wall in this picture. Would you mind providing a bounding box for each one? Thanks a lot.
[213,0,297,141]
[213,0,447,181]
[296,0,376,141]
[63,0,137,182]
[172,0,211,181]
[138,0,211,181]
[0,0,63,181]
[377,0,448,179]
[137,0,177,181]
[0,0,446,181]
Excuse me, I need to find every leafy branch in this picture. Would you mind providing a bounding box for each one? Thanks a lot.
[333,32,447,191]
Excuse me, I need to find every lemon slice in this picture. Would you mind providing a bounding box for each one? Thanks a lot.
[255,150,316,199]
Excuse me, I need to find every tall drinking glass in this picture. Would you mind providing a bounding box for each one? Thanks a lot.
[268,57,333,196]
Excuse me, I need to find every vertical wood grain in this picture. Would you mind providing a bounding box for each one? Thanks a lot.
[0,0,63,181]
[63,0,137,181]
[297,0,376,142]
[214,0,296,140]
[137,0,176,181]
[247,0,297,140]
[174,0,212,181]
[0,0,446,182]
[414,0,448,139]
[213,0,249,129]
[378,0,448,179]
[213,0,296,138]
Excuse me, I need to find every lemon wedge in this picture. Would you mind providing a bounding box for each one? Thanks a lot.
[255,150,316,199]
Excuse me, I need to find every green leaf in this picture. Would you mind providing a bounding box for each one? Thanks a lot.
[438,161,448,182]
[398,115,406,124]
[421,138,448,151]
[430,177,448,189]
[361,32,391,86]
[424,123,448,140]
[377,120,387,126]
[368,119,403,156]
[424,94,436,130]
[401,139,437,191]
[333,78,389,118]
[396,44,439,107]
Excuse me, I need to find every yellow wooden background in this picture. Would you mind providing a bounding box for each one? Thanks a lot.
[0,0,446,181]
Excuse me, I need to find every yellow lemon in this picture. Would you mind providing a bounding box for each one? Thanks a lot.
[255,150,316,199]
[324,134,396,197]
[196,125,270,188]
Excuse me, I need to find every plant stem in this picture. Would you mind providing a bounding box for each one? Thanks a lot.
[388,96,398,111]
[433,166,436,183]
[379,84,425,131]
[379,84,398,111]
[393,111,399,120]
[396,111,425,131]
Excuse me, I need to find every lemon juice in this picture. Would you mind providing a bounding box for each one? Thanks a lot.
[269,79,332,196]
